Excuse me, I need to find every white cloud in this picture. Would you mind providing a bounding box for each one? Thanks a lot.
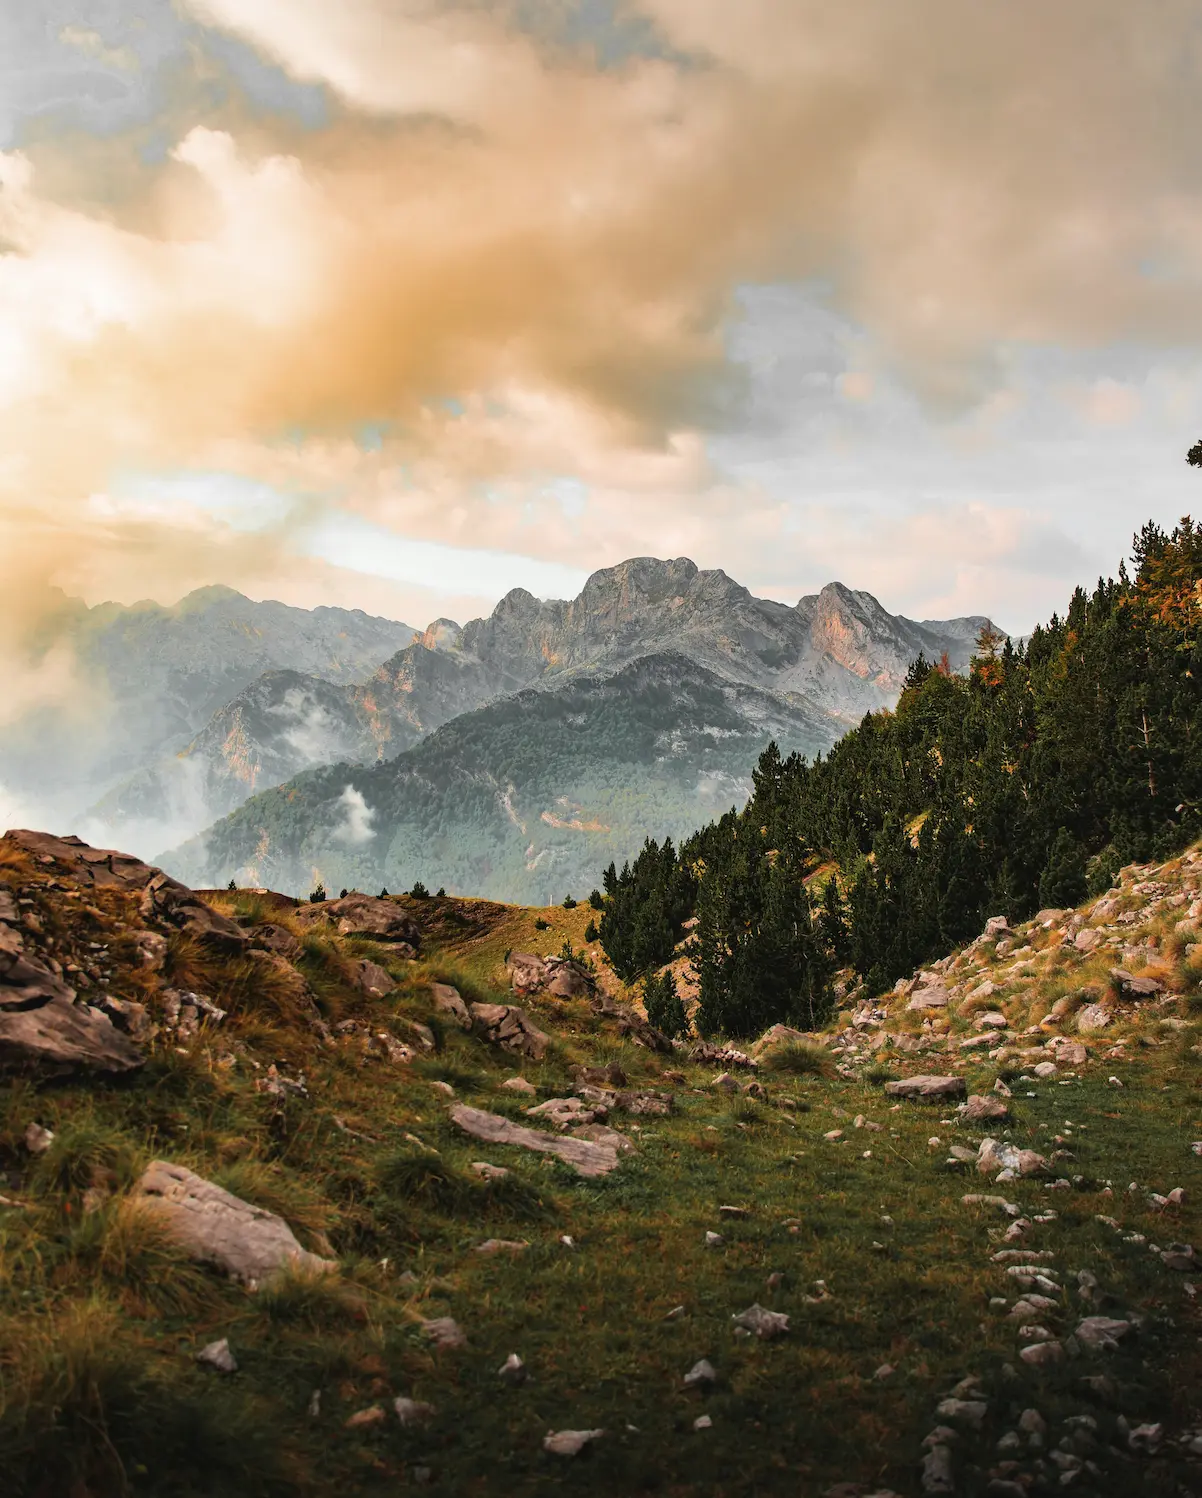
[332,784,375,845]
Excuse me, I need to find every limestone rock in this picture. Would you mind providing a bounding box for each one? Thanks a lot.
[294,893,420,947]
[1077,1004,1112,1033]
[907,981,951,1011]
[0,979,144,1075]
[140,873,249,955]
[1047,1038,1088,1066]
[23,1121,54,1154]
[1074,928,1103,954]
[470,1003,550,1060]
[542,956,596,999]
[501,1076,537,1095]
[133,931,169,969]
[135,1160,337,1285]
[250,924,302,961]
[196,1338,237,1374]
[613,1089,673,1116]
[884,1075,967,1102]
[731,1303,789,1339]
[684,1358,717,1386]
[712,1072,739,1093]
[1110,967,1163,999]
[752,1023,812,1054]
[569,1123,634,1153]
[959,1095,1011,1125]
[450,1104,623,1177]
[505,952,547,995]
[431,983,472,1030]
[978,1139,1047,1178]
[350,959,396,997]
[543,1428,603,1457]
[1018,1341,1064,1366]
[394,1397,437,1426]
[421,1316,466,1350]
[1074,1316,1132,1352]
[498,1353,527,1385]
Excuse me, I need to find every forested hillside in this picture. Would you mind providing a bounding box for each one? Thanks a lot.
[601,517,1202,1035]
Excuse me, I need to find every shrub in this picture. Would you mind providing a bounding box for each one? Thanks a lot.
[379,887,389,897]
[410,880,431,899]
[339,887,349,899]
[588,889,604,910]
[436,887,446,897]
[562,895,577,909]
[227,878,237,891]
[309,882,327,903]
[534,918,549,931]
[584,919,599,944]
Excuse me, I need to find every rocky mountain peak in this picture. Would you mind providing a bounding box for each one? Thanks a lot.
[421,619,463,652]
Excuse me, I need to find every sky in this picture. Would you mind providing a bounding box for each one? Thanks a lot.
[3,1,1202,643]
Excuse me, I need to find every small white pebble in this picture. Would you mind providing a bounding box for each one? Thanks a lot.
[694,1415,712,1431]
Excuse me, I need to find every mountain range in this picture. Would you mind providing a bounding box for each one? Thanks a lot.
[147,558,992,901]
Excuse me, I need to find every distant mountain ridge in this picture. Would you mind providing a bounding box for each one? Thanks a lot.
[91,559,994,858]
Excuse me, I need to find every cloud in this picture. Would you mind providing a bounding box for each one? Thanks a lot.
[332,784,375,845]
[0,0,1201,641]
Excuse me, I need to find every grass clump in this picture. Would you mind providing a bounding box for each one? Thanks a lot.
[762,1040,832,1076]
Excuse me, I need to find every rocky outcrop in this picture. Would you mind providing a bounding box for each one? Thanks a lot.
[469,1003,550,1060]
[135,1160,337,1285]
[349,959,396,997]
[505,951,595,1000]
[294,894,420,948]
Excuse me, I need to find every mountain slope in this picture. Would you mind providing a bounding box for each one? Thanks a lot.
[162,653,840,903]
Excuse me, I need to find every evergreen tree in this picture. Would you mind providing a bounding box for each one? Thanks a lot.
[643,969,688,1038]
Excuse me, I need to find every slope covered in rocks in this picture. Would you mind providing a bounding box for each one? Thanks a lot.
[0,828,1198,1497]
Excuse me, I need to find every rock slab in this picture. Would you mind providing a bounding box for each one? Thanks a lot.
[450,1104,623,1177]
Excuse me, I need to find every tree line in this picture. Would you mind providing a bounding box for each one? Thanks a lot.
[598,511,1202,1038]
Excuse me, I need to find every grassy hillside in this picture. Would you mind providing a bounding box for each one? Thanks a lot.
[1,834,1199,1496]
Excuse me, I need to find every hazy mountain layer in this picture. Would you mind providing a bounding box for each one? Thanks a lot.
[0,586,415,831]
[92,560,994,858]
[162,653,840,904]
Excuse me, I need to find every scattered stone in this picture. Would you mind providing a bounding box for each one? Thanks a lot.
[1110,968,1163,999]
[684,1358,717,1387]
[718,1204,749,1219]
[874,1364,895,1380]
[693,1414,713,1431]
[135,1160,336,1285]
[470,1161,509,1181]
[450,1105,623,1177]
[1076,1004,1112,1033]
[959,1095,1011,1125]
[884,1076,967,1102]
[920,1442,955,1495]
[1047,1038,1088,1066]
[470,1004,550,1061]
[935,1399,988,1430]
[393,1397,436,1426]
[498,1353,527,1385]
[476,1239,528,1255]
[249,924,301,961]
[421,1317,466,1350]
[825,1129,845,1142]
[429,1080,454,1097]
[732,1303,789,1339]
[1032,1061,1058,1079]
[1074,1316,1132,1352]
[712,1072,739,1093]
[430,982,471,1029]
[543,1428,603,1457]
[196,1338,237,1374]
[1159,1243,1196,1271]
[502,1077,537,1095]
[907,981,951,1011]
[22,1121,54,1154]
[705,1231,724,1247]
[307,1389,321,1419]
[1018,1341,1064,1366]
[962,1194,1021,1216]
[344,1406,386,1430]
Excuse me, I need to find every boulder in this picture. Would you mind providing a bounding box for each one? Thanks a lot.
[884,1075,967,1102]
[1110,968,1163,1000]
[542,956,595,999]
[1074,928,1103,954]
[752,1023,812,1054]
[731,1303,789,1339]
[1047,1038,1088,1066]
[449,1104,623,1177]
[349,959,396,997]
[1077,1004,1112,1033]
[572,1062,627,1088]
[612,1089,674,1116]
[140,873,249,955]
[135,1160,337,1285]
[977,1139,1046,1178]
[470,1003,550,1061]
[973,1011,1009,1031]
[1,940,143,1073]
[906,981,951,1011]
[294,894,420,947]
[959,1094,1011,1125]
[984,916,1010,938]
[431,982,472,1030]
[505,951,548,995]
[544,1429,604,1457]
[1074,1316,1132,1353]
[251,924,303,962]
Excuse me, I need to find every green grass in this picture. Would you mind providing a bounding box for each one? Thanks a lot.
[1,853,1200,1496]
